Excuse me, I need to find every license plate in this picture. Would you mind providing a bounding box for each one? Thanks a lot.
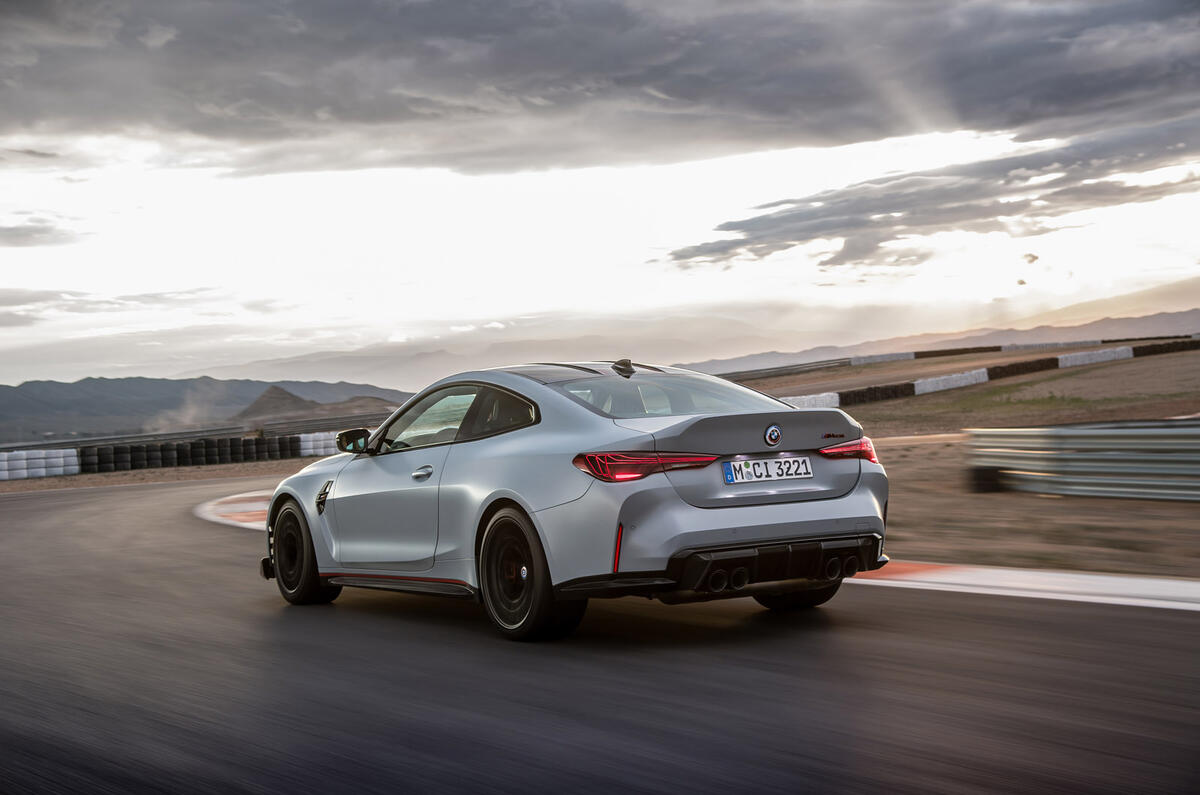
[722,457,813,484]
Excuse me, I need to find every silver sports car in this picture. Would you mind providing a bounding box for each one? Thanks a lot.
[260,360,889,639]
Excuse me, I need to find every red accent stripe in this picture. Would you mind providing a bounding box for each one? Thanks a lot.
[612,523,623,573]
[319,572,470,587]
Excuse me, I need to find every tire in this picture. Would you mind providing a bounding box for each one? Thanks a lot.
[479,507,586,640]
[753,581,841,611]
[271,500,341,605]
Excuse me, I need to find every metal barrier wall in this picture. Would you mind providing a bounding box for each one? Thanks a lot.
[967,420,1200,502]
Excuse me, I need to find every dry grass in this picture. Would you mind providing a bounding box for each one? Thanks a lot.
[848,349,1200,438]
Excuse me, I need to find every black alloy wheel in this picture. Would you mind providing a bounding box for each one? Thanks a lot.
[272,500,341,605]
[480,507,586,640]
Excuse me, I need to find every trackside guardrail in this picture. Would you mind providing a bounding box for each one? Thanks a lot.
[966,420,1200,502]
[0,426,248,452]
[261,412,396,437]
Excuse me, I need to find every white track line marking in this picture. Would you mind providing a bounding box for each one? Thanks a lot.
[849,578,1200,611]
[851,564,1200,611]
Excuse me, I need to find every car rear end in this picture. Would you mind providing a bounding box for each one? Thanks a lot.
[534,368,888,602]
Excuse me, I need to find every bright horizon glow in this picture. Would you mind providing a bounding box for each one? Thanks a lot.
[2,128,1198,387]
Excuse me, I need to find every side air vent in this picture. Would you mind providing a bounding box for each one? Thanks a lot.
[315,480,333,514]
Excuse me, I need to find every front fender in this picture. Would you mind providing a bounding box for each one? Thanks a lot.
[268,454,353,569]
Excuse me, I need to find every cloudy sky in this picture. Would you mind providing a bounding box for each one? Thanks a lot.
[2,0,1198,388]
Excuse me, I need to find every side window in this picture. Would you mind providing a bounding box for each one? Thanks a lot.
[458,387,537,441]
[379,385,479,452]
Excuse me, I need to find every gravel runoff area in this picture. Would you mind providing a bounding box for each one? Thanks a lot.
[3,350,1197,577]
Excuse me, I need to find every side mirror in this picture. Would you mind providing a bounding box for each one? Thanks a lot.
[336,428,371,454]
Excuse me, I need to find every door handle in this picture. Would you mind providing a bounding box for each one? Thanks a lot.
[411,465,434,481]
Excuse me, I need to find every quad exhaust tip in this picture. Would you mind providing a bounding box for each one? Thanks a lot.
[842,557,860,577]
[730,567,750,590]
[824,558,842,580]
[708,569,729,592]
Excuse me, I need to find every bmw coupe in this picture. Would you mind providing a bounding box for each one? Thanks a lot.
[260,360,889,639]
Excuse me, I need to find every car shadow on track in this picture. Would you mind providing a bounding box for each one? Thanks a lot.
[256,587,858,650]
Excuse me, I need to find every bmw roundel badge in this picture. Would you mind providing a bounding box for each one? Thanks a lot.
[764,424,782,447]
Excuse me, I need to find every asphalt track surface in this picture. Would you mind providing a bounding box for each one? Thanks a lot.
[1,479,1197,794]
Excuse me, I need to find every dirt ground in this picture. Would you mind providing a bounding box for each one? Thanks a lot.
[875,436,1200,578]
[847,349,1200,438]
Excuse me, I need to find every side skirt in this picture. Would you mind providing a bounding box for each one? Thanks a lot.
[322,573,477,599]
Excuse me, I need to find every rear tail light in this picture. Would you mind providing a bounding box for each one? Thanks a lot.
[572,452,719,482]
[817,436,879,464]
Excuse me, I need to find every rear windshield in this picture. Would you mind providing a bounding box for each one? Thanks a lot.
[551,373,788,419]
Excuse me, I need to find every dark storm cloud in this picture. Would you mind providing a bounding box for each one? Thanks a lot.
[0,1,1197,173]
[0,221,79,246]
[671,113,1200,268]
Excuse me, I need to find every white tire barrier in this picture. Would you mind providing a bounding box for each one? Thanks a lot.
[0,446,90,482]
[298,432,338,457]
[1058,346,1133,368]
[913,368,989,396]
[783,392,841,409]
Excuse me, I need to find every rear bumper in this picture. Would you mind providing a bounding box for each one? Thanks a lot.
[534,464,888,587]
[555,533,888,600]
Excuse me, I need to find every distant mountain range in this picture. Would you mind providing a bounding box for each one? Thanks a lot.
[5,276,1196,443]
[232,386,399,424]
[182,276,1200,390]
[681,308,1200,374]
[0,377,413,443]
